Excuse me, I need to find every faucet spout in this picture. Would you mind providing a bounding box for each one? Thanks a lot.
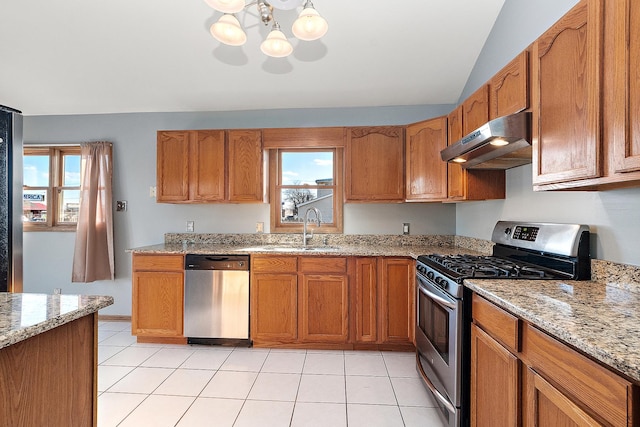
[303,207,322,246]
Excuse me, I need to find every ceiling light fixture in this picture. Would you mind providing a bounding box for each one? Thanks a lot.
[204,0,328,58]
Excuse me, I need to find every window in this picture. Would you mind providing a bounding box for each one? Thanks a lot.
[23,146,81,230]
[270,148,343,233]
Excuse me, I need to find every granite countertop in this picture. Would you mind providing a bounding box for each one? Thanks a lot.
[466,278,640,383]
[128,242,479,258]
[0,293,114,350]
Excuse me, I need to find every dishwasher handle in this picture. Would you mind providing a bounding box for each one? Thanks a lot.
[185,254,249,271]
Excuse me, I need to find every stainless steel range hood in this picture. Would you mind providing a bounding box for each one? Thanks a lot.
[440,111,532,169]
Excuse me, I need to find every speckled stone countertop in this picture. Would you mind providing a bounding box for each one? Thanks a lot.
[128,233,492,258]
[466,274,640,383]
[0,293,114,350]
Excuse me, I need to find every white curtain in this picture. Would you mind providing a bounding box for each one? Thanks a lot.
[72,142,114,282]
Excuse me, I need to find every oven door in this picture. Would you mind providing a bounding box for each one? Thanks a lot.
[415,273,462,423]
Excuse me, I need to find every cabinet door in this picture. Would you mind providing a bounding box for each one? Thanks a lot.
[190,130,225,201]
[613,0,640,173]
[447,106,465,200]
[406,117,448,201]
[532,0,603,185]
[524,367,602,427]
[379,258,414,344]
[471,323,519,427]
[490,50,529,119]
[463,84,490,135]
[353,257,377,343]
[346,126,405,201]
[250,273,297,343]
[156,131,189,202]
[299,274,349,343]
[228,129,263,202]
[132,271,184,337]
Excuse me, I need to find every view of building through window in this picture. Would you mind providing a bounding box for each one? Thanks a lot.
[280,151,334,224]
[23,147,81,228]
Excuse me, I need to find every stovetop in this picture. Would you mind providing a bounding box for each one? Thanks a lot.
[416,221,592,299]
[418,254,559,280]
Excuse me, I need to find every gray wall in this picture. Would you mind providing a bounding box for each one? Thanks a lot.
[456,0,640,267]
[22,105,456,315]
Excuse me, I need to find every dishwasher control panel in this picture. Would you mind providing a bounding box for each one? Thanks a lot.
[185,254,249,271]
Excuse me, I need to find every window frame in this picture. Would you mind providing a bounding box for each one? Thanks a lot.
[23,145,81,232]
[269,147,343,234]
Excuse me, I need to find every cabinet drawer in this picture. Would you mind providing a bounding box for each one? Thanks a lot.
[472,294,519,353]
[522,323,634,427]
[299,257,347,273]
[133,254,184,272]
[251,256,297,273]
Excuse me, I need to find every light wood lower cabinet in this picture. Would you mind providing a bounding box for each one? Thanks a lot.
[472,293,639,427]
[251,255,413,350]
[131,254,185,343]
[352,257,415,349]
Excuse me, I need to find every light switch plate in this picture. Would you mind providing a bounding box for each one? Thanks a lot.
[403,223,410,235]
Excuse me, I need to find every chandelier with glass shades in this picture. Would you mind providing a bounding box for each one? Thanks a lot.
[204,0,328,58]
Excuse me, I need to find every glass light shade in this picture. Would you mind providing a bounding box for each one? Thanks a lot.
[203,0,245,13]
[260,29,293,57]
[210,14,247,46]
[292,6,328,41]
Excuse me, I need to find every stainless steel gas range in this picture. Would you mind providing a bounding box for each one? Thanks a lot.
[415,221,591,427]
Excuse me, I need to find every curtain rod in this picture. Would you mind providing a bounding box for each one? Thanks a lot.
[25,142,113,147]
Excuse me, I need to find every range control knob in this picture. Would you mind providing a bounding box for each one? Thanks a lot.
[504,227,512,236]
[427,271,435,280]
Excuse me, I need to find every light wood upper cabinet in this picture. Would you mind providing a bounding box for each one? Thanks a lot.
[345,126,405,202]
[490,50,529,120]
[612,0,640,173]
[405,116,448,201]
[157,131,190,202]
[189,130,225,202]
[157,129,264,203]
[532,0,603,186]
[463,85,490,135]
[227,129,263,202]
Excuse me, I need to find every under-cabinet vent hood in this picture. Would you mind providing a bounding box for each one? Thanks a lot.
[440,111,532,170]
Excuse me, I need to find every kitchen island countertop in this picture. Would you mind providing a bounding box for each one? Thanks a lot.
[466,278,640,383]
[0,293,114,349]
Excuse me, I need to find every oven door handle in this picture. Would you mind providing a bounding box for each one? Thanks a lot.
[418,282,456,310]
[415,353,457,415]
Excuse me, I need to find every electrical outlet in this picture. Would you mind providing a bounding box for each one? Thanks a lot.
[256,222,264,233]
[150,186,156,197]
[186,221,194,232]
[116,200,127,212]
[53,288,61,295]
[403,223,410,235]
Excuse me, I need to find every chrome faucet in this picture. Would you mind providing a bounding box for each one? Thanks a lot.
[303,207,322,246]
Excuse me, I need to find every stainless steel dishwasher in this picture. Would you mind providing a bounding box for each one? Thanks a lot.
[184,254,251,346]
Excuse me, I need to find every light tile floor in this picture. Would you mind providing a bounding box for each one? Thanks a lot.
[97,321,447,427]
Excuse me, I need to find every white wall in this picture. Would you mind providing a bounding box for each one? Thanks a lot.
[22,105,457,315]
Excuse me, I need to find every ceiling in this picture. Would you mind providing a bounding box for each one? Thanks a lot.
[0,0,506,116]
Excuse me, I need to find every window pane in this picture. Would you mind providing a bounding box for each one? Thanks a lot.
[281,152,334,185]
[280,189,334,224]
[58,189,79,223]
[63,154,81,186]
[23,155,49,187]
[23,190,47,222]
